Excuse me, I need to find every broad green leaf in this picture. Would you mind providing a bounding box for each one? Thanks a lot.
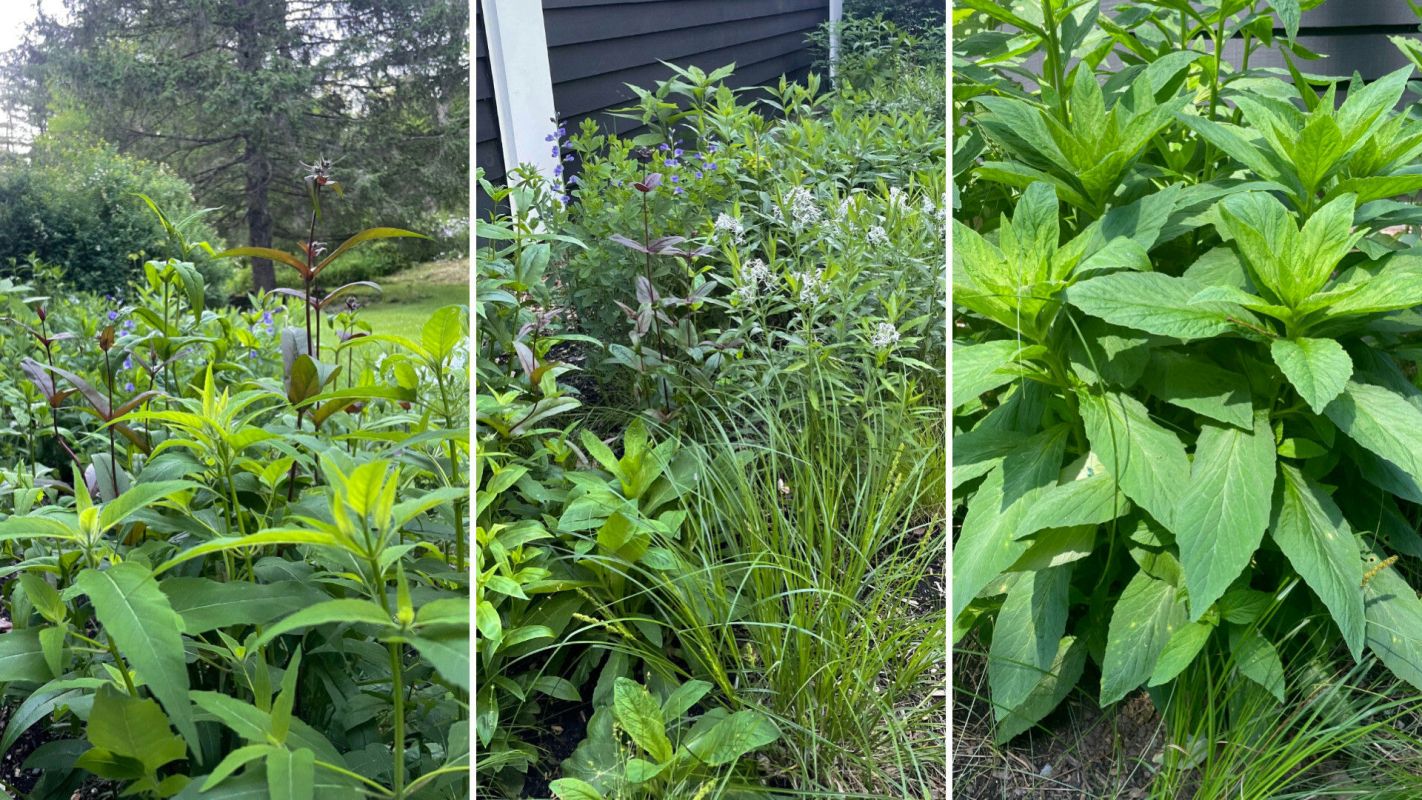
[989,566,1071,717]
[953,340,1025,407]
[409,630,471,692]
[202,744,274,791]
[993,636,1086,743]
[190,692,345,765]
[1176,413,1276,619]
[612,678,672,763]
[253,599,392,649]
[421,305,468,364]
[1272,465,1367,660]
[155,529,341,575]
[1324,255,1422,317]
[1271,338,1352,415]
[0,630,48,683]
[1101,569,1188,704]
[1362,558,1422,692]
[1231,627,1285,702]
[683,709,780,766]
[267,747,315,800]
[661,679,712,721]
[1068,272,1238,340]
[1079,390,1190,530]
[1148,621,1214,686]
[1325,381,1422,488]
[952,427,1067,620]
[161,579,325,634]
[550,778,607,800]
[97,480,200,530]
[1014,458,1129,540]
[73,562,198,751]
[1141,351,1253,429]
[86,685,185,773]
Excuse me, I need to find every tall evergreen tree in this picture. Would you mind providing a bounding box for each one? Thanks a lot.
[7,0,468,290]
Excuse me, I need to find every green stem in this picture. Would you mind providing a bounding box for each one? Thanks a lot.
[389,642,407,799]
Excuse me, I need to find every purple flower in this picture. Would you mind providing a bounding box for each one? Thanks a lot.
[674,187,685,195]
[550,146,559,158]
[264,324,274,335]
[564,154,574,162]
[659,143,670,151]
[696,171,704,179]
[670,175,680,183]
[557,126,566,136]
[545,133,556,142]
[261,310,273,324]
[673,148,684,157]
[553,165,564,176]
[122,319,135,331]
[124,382,134,393]
[707,143,720,153]
[562,194,572,204]
[107,310,118,321]
[122,356,132,370]
[707,162,718,170]
[666,159,679,167]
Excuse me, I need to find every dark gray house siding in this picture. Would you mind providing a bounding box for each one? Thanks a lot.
[474,14,504,221]
[475,0,829,218]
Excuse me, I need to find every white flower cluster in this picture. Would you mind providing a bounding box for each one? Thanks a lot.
[793,268,826,304]
[785,186,822,231]
[870,321,900,349]
[867,225,889,248]
[735,257,774,302]
[714,212,745,243]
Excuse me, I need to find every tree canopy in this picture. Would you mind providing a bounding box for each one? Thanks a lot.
[5,0,469,290]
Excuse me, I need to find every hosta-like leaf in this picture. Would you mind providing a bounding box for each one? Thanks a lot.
[72,562,198,751]
[683,708,780,766]
[1271,465,1366,660]
[1068,272,1239,340]
[612,678,672,763]
[1271,338,1352,415]
[1079,390,1190,530]
[1176,413,1276,620]
[988,566,1071,717]
[1101,569,1188,705]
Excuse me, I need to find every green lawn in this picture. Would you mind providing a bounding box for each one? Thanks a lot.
[356,258,469,338]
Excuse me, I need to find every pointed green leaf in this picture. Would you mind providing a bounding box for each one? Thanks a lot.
[1362,558,1422,692]
[1068,272,1238,340]
[86,684,185,773]
[1272,465,1366,660]
[989,566,1071,717]
[267,747,315,800]
[1326,381,1422,488]
[1101,569,1188,704]
[993,636,1087,743]
[683,709,780,766]
[612,678,672,763]
[1080,390,1191,529]
[1176,413,1276,619]
[1271,338,1352,415]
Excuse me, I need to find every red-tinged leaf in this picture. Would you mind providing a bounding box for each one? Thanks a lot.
[112,391,162,419]
[313,228,428,279]
[514,341,536,381]
[610,234,650,254]
[43,363,110,419]
[272,288,317,308]
[317,281,382,310]
[647,235,687,253]
[113,424,151,455]
[636,276,660,305]
[20,357,55,397]
[214,246,310,277]
[50,389,77,409]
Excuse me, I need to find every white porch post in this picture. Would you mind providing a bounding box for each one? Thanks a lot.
[480,0,559,183]
[829,0,843,83]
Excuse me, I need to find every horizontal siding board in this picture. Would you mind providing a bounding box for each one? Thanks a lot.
[1221,33,1418,81]
[1097,0,1419,26]
[547,10,825,83]
[543,0,824,47]
[551,29,823,118]
[476,99,499,143]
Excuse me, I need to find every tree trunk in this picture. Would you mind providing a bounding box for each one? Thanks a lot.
[236,0,275,292]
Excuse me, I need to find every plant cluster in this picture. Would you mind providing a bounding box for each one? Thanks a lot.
[953,0,1422,762]
[0,170,470,798]
[477,26,947,799]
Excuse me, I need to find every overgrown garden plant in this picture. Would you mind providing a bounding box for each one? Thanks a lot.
[954,0,1422,746]
[0,169,469,798]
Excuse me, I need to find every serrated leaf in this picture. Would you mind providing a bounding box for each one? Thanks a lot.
[1079,390,1190,530]
[1271,465,1366,660]
[1176,413,1276,620]
[1101,569,1188,705]
[953,340,1025,407]
[1068,272,1238,340]
[86,685,185,773]
[1326,381,1422,489]
[1148,621,1214,686]
[994,636,1087,743]
[74,563,198,751]
[1271,338,1351,414]
[1362,558,1422,692]
[1141,351,1253,429]
[989,566,1071,717]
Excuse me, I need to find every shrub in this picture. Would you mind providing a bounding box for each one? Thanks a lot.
[0,136,229,302]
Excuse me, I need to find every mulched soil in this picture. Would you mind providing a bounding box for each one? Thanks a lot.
[953,644,1170,799]
[521,700,591,799]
